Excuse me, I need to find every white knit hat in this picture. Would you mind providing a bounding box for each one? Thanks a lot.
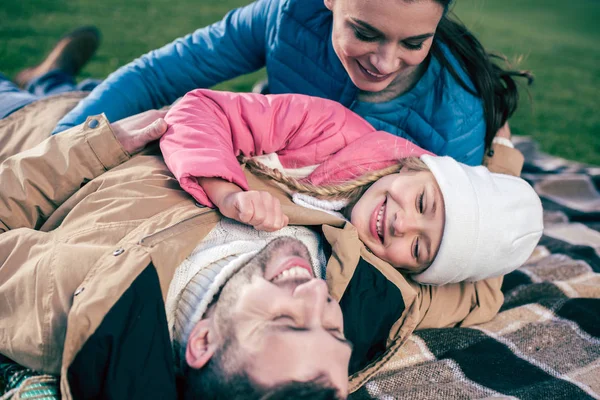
[412,155,543,285]
[173,251,259,371]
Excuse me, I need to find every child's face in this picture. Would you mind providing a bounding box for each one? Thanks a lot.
[350,169,445,272]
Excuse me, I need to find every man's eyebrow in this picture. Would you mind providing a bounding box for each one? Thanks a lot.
[273,325,354,351]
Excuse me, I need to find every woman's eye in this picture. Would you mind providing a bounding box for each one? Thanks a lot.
[403,41,424,51]
[353,28,378,42]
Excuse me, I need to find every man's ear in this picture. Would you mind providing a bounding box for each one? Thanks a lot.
[324,0,334,11]
[185,318,218,369]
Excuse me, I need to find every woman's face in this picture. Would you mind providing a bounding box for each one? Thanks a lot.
[350,169,445,272]
[324,0,444,93]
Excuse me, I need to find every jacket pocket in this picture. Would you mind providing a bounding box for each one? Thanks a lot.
[137,208,218,248]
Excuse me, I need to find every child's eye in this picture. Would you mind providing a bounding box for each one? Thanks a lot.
[413,237,420,261]
[418,191,425,213]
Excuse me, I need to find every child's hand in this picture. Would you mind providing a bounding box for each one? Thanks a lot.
[220,190,289,232]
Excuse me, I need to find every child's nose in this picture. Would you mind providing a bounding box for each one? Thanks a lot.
[392,209,420,236]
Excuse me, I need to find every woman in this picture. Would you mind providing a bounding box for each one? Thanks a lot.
[160,88,543,285]
[51,0,530,167]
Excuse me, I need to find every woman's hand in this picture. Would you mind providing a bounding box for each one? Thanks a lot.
[220,190,289,232]
[111,109,168,154]
[496,122,512,140]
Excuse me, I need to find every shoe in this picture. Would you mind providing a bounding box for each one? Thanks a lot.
[15,26,101,88]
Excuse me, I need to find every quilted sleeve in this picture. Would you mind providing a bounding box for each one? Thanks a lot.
[52,0,279,134]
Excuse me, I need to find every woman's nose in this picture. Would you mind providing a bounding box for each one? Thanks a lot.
[293,279,329,325]
[370,44,400,75]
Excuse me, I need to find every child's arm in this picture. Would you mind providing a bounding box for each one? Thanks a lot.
[198,177,289,231]
[410,276,504,329]
[160,89,376,207]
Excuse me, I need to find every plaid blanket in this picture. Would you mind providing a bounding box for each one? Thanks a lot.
[1,138,599,399]
[351,137,600,400]
[0,362,58,400]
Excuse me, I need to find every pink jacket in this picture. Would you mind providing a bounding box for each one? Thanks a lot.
[161,89,431,207]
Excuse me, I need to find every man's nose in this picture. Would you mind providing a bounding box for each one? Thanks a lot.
[370,43,400,75]
[293,279,329,325]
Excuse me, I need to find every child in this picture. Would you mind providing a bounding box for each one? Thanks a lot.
[161,89,543,285]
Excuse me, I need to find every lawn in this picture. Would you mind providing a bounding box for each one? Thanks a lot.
[1,0,598,164]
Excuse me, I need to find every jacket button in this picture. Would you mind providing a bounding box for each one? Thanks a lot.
[87,119,99,129]
[113,248,125,256]
[487,149,495,157]
[74,287,85,296]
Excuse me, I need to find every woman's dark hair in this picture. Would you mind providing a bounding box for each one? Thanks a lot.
[431,0,533,150]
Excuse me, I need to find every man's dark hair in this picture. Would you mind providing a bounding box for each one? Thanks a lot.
[180,339,341,400]
[260,379,341,400]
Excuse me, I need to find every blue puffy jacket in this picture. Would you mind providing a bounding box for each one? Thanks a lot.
[54,0,485,165]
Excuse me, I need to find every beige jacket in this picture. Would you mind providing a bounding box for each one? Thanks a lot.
[0,94,511,397]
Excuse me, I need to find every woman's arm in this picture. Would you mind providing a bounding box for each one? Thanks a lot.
[52,0,279,134]
[483,122,525,176]
[160,89,376,207]
[0,112,166,232]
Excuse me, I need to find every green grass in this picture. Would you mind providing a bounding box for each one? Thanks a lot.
[1,0,598,164]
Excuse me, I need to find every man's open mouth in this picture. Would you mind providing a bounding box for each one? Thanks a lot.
[270,265,313,284]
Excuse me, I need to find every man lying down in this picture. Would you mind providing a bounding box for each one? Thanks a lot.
[0,93,541,399]
[0,112,351,399]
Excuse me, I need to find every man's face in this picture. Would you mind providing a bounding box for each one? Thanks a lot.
[212,237,352,398]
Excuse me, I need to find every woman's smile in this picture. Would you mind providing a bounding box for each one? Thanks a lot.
[356,60,395,83]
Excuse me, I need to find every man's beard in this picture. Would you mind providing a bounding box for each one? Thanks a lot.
[210,237,312,334]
